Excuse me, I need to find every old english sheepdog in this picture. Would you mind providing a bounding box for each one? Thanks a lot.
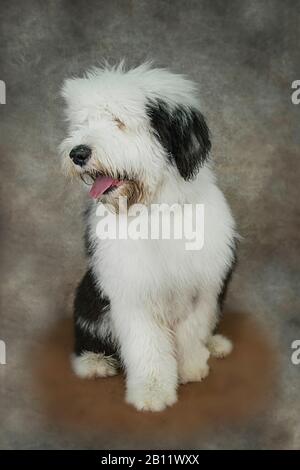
[60,63,237,412]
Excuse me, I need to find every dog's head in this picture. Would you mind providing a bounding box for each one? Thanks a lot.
[60,63,211,210]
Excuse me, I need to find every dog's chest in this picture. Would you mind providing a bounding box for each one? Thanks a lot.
[88,205,197,287]
[92,236,196,323]
[95,236,193,284]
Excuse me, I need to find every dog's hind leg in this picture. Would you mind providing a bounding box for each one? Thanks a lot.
[176,291,218,384]
[207,334,233,358]
[71,351,118,379]
[71,269,119,379]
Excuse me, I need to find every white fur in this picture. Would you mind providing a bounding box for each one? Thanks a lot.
[71,352,118,378]
[61,63,236,411]
[208,334,233,358]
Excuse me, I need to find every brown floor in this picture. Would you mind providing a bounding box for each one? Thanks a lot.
[33,313,277,444]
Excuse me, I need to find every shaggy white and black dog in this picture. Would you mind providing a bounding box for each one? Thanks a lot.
[60,63,237,412]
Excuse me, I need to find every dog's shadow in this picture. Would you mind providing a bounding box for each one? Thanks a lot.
[32,311,277,440]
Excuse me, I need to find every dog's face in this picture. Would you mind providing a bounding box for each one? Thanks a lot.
[60,63,211,210]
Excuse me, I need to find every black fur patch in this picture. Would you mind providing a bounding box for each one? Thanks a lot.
[74,269,118,358]
[146,99,211,180]
[218,242,238,311]
[83,203,95,257]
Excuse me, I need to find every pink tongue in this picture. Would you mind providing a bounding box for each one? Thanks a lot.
[89,176,116,199]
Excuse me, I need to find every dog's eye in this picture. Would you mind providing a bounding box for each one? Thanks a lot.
[114,117,125,130]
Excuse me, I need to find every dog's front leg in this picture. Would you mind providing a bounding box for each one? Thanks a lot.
[176,291,232,384]
[111,304,178,412]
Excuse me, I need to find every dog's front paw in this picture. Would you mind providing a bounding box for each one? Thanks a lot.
[178,344,210,384]
[126,380,177,412]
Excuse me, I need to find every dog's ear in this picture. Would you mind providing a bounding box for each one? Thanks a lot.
[147,99,211,180]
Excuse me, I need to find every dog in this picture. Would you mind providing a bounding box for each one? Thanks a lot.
[60,63,237,412]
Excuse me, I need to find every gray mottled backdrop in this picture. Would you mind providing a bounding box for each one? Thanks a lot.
[0,0,299,449]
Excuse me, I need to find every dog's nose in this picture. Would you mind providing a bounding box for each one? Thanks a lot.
[69,145,91,166]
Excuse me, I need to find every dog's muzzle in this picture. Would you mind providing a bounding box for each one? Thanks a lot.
[69,145,91,167]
